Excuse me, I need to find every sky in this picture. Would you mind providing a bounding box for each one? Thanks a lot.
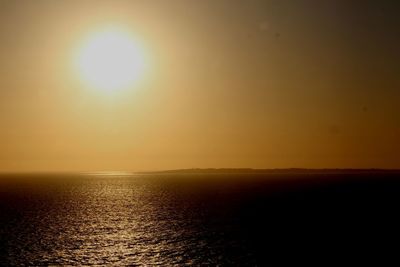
[0,0,399,172]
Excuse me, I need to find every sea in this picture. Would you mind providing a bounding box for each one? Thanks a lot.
[1,171,399,266]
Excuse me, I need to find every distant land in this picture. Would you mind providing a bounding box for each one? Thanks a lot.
[142,168,400,175]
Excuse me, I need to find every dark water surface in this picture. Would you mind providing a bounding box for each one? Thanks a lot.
[1,172,400,265]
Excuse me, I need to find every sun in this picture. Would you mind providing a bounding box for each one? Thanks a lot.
[75,28,147,92]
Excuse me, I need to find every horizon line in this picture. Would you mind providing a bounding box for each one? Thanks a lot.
[1,167,400,175]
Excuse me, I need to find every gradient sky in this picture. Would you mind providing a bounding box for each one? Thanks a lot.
[0,0,399,171]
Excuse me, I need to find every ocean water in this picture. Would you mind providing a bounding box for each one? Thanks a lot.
[1,172,400,265]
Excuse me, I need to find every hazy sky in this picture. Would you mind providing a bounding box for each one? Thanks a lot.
[0,0,399,171]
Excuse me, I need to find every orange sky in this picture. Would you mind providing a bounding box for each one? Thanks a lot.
[0,0,399,172]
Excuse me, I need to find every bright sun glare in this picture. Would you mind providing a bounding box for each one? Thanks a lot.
[75,28,147,92]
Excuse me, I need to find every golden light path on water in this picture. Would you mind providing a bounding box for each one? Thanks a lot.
[4,173,252,265]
